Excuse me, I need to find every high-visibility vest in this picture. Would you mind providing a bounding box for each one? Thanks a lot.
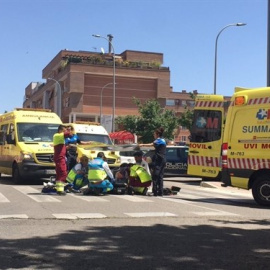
[88,158,107,182]
[130,165,152,183]
[66,163,85,187]
[53,132,65,146]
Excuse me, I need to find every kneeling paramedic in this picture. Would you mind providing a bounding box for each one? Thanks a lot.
[66,155,89,192]
[87,152,114,194]
[128,164,152,195]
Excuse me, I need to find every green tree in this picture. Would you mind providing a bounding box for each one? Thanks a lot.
[115,98,179,143]
[178,107,193,130]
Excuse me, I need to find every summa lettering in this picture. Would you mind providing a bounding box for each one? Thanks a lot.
[242,125,270,133]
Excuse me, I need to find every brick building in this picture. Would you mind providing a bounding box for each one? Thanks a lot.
[23,49,196,143]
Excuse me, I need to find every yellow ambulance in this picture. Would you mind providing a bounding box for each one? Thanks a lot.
[188,87,270,206]
[65,121,121,169]
[0,108,62,184]
[221,86,270,206]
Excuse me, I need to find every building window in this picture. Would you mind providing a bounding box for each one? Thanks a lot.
[187,100,195,107]
[166,99,175,106]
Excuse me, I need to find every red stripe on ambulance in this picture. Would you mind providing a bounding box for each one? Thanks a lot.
[228,158,270,169]
[188,155,219,167]
[248,97,270,105]
[195,101,224,108]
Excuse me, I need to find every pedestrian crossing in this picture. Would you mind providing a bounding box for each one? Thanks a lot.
[0,185,249,220]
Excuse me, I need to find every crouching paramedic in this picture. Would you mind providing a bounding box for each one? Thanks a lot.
[128,164,152,195]
[66,155,89,193]
[87,152,114,194]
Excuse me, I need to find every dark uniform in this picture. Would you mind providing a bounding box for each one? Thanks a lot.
[152,137,166,196]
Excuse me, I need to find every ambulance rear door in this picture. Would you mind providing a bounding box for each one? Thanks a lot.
[187,95,225,180]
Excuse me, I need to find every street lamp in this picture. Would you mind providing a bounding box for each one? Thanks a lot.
[92,34,116,132]
[48,77,62,119]
[100,82,114,124]
[213,23,246,95]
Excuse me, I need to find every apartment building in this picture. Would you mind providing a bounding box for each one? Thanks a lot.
[23,49,196,143]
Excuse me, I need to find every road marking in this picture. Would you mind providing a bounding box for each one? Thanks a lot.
[0,193,10,202]
[70,194,109,202]
[52,213,107,219]
[125,212,177,217]
[161,197,239,216]
[193,211,239,216]
[0,214,28,219]
[116,195,153,202]
[176,193,201,200]
[13,186,61,202]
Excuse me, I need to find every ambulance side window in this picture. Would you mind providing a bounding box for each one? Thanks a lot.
[0,131,5,145]
[190,110,222,143]
[0,124,8,145]
[6,124,15,145]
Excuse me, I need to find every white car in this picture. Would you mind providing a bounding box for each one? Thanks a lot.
[119,151,136,164]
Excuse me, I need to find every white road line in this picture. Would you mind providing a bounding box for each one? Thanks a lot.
[70,194,109,202]
[176,193,202,200]
[193,212,239,216]
[115,195,153,202]
[125,212,177,218]
[161,197,239,216]
[0,214,28,219]
[13,186,61,202]
[52,213,107,219]
[0,193,10,202]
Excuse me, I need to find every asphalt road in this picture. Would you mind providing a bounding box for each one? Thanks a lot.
[0,175,270,270]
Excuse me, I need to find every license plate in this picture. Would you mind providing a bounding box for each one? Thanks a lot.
[45,170,55,174]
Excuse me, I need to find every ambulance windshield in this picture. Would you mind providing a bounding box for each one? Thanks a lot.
[17,123,59,142]
[189,110,222,143]
[77,133,113,145]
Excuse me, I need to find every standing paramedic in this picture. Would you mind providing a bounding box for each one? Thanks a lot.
[53,125,72,195]
[139,127,166,196]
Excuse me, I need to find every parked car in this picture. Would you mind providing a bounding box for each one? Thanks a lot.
[119,150,136,164]
[143,145,189,176]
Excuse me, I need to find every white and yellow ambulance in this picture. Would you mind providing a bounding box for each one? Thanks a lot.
[65,121,121,169]
[221,86,270,206]
[0,108,62,183]
[188,87,270,206]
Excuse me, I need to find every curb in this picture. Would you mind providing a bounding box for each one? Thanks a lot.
[200,181,217,188]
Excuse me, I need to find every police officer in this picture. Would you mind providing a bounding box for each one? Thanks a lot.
[139,127,166,196]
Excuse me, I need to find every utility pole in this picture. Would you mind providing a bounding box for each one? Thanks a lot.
[267,0,270,86]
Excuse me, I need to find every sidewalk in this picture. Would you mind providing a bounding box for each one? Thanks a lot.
[164,177,252,197]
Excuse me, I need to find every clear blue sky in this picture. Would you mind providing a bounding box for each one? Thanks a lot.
[0,0,267,113]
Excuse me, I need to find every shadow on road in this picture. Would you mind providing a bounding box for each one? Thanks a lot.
[0,219,270,269]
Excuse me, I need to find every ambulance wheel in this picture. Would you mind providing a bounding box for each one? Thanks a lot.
[12,164,24,185]
[252,176,270,206]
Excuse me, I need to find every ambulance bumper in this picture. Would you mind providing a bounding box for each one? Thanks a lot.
[18,161,56,178]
